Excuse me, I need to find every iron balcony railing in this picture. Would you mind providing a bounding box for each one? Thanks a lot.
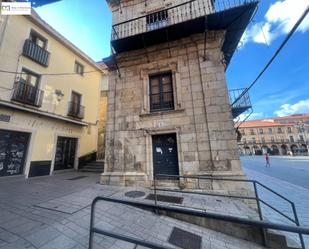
[153,174,306,249]
[67,101,84,119]
[11,81,44,107]
[112,0,257,41]
[89,195,309,249]
[229,88,251,110]
[22,39,50,67]
[243,139,291,144]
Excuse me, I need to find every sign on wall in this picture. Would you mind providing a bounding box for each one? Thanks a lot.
[0,114,10,123]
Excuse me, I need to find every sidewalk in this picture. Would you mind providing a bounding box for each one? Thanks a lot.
[244,168,309,247]
[0,172,265,249]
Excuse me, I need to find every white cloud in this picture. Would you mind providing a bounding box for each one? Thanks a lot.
[235,112,264,122]
[274,99,309,116]
[240,0,309,47]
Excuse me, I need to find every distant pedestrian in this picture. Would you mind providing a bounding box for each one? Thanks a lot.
[265,153,270,167]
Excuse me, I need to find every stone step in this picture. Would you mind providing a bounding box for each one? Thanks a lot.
[79,168,103,173]
[85,162,104,166]
[82,165,104,169]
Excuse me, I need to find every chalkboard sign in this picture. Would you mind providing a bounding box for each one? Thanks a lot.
[0,130,30,177]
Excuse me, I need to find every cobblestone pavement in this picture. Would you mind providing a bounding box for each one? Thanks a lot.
[0,172,266,249]
[242,156,309,247]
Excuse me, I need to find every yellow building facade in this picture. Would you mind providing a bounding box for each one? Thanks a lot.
[0,11,105,177]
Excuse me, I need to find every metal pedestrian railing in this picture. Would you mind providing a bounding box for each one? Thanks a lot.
[153,174,306,249]
[89,196,309,249]
[89,196,174,249]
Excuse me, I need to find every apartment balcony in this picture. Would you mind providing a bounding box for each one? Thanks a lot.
[110,0,258,66]
[229,88,252,118]
[67,102,85,119]
[11,81,44,107]
[298,139,307,144]
[22,39,50,67]
[244,139,292,145]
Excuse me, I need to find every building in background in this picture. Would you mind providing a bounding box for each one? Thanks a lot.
[97,62,108,160]
[102,0,258,187]
[237,114,309,156]
[0,10,104,178]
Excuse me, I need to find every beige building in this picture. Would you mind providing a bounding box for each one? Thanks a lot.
[101,0,258,187]
[0,10,105,178]
[97,63,109,160]
[237,114,309,156]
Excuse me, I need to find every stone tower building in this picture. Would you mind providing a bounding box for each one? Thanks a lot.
[102,0,258,186]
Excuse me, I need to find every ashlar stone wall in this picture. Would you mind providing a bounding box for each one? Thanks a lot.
[101,31,243,187]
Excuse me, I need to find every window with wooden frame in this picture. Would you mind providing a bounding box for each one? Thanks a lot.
[70,91,82,114]
[149,72,174,112]
[74,61,84,76]
[20,68,40,87]
[68,91,84,119]
[30,30,47,49]
[12,68,43,107]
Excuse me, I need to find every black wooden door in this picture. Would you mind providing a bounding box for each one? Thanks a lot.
[0,130,30,177]
[54,137,77,170]
[152,133,179,176]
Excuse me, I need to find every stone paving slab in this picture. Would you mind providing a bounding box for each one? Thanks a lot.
[108,186,260,220]
[0,172,267,249]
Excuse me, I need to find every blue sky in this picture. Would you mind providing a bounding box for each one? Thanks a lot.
[34,0,309,120]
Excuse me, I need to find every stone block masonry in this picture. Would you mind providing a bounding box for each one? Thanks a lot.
[102,31,244,188]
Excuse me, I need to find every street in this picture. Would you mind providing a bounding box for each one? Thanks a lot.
[242,156,309,190]
[241,156,309,247]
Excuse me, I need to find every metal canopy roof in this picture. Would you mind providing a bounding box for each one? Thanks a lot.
[110,1,258,67]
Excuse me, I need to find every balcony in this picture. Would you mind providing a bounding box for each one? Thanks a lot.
[229,88,252,118]
[68,102,84,119]
[22,39,50,67]
[245,139,292,145]
[110,0,258,66]
[298,139,306,144]
[11,81,44,107]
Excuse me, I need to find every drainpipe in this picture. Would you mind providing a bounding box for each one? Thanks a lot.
[191,38,215,172]
[184,44,202,174]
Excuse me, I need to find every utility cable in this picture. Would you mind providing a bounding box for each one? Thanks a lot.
[231,5,309,106]
[0,69,99,76]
